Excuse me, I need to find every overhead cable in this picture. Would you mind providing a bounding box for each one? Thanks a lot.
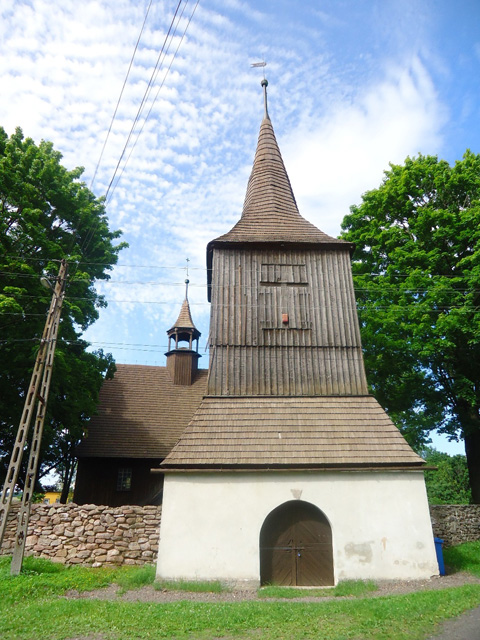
[109,0,200,200]
[89,0,154,192]
[104,0,185,205]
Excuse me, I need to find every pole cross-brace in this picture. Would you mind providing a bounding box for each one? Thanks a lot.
[0,260,68,574]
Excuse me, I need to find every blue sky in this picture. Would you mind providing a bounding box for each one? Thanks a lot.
[2,0,479,454]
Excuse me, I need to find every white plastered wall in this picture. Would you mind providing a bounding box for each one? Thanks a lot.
[156,471,439,585]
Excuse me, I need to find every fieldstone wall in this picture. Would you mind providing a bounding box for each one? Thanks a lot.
[1,503,478,566]
[430,505,480,546]
[0,503,161,566]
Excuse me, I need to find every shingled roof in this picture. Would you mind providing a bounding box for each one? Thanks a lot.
[77,364,207,459]
[169,298,196,332]
[209,110,349,248]
[167,293,200,342]
[161,396,425,470]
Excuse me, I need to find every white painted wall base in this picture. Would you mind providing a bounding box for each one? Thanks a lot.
[156,470,439,585]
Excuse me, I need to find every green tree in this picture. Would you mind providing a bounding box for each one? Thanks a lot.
[0,127,126,500]
[340,151,480,502]
[420,447,471,504]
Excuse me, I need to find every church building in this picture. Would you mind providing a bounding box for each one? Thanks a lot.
[155,80,439,586]
[74,289,207,506]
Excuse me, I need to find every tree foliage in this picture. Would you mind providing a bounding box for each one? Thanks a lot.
[421,447,471,504]
[0,127,126,499]
[340,150,480,502]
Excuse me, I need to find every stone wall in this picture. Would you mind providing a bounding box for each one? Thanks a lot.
[0,503,161,566]
[1,503,478,567]
[430,505,480,546]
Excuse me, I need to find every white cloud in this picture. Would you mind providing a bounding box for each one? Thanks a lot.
[283,57,446,237]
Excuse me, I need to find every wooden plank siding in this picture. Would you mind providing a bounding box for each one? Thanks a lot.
[166,351,200,386]
[207,246,368,396]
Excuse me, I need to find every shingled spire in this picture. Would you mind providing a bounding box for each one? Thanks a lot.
[211,79,347,246]
[166,280,201,385]
[168,281,199,340]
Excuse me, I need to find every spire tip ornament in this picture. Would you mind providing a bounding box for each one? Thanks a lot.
[251,61,269,119]
[261,77,269,119]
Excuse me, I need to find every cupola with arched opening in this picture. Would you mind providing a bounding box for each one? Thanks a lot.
[165,279,201,385]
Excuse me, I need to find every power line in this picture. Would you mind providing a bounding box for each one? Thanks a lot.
[104,0,185,205]
[89,0,154,192]
[0,259,206,270]
[81,0,183,258]
[4,254,478,278]
[0,255,476,278]
[109,0,200,200]
[3,304,480,319]
[2,337,479,361]
[80,1,199,270]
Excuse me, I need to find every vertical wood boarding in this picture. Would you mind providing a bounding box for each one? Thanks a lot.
[207,247,368,396]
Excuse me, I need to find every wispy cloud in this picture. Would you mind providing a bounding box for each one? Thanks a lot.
[284,56,446,237]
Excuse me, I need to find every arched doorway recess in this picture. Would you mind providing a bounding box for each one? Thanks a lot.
[260,500,334,586]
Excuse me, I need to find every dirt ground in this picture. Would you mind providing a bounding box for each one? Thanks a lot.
[64,570,480,604]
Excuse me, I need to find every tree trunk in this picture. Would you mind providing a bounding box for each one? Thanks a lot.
[464,428,480,504]
[60,455,76,504]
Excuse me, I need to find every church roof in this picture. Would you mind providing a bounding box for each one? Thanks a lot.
[77,364,207,459]
[161,396,425,470]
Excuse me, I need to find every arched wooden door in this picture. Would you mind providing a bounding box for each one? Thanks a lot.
[260,501,334,586]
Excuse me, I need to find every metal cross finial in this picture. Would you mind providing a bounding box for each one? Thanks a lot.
[185,258,190,278]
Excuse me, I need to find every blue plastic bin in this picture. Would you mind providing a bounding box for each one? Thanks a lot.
[434,537,445,576]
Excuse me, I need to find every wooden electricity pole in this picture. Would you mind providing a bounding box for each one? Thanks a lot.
[0,260,68,575]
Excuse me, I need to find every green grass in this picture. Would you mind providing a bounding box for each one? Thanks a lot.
[0,555,119,605]
[115,564,156,593]
[444,540,480,577]
[2,585,480,640]
[334,579,378,597]
[259,579,377,599]
[154,579,226,593]
[0,545,479,640]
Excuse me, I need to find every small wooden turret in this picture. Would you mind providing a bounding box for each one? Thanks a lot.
[165,279,201,385]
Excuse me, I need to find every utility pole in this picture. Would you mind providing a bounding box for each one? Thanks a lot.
[0,260,68,575]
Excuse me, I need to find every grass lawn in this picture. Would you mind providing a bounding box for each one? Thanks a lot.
[0,543,479,640]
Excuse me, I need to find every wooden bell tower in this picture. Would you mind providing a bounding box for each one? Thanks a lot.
[157,79,437,588]
[165,279,201,386]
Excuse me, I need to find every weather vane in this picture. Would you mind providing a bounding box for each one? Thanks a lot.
[251,60,267,79]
